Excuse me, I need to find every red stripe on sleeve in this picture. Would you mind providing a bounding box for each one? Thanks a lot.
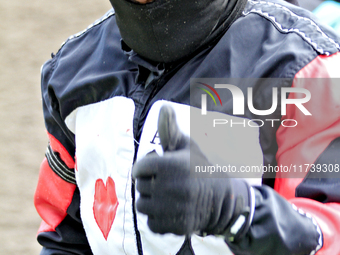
[34,157,76,233]
[290,198,340,255]
[275,52,340,200]
[275,52,340,254]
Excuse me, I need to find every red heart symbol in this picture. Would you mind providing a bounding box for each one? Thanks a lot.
[93,177,119,240]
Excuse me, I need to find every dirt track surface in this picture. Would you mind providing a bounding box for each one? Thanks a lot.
[0,1,111,254]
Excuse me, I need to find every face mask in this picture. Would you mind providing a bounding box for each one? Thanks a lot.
[109,0,231,63]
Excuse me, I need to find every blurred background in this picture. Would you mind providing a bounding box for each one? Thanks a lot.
[0,0,111,254]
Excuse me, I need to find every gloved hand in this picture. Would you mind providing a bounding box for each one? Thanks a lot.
[133,105,252,240]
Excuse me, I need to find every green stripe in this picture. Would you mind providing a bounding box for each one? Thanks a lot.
[199,88,217,106]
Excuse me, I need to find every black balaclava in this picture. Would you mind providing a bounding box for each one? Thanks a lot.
[109,0,244,63]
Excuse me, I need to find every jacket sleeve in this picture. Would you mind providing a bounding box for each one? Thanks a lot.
[34,57,92,254]
[227,52,340,255]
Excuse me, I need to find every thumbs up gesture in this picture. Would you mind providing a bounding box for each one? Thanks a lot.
[133,105,252,240]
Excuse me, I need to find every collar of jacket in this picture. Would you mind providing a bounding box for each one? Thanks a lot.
[110,0,247,63]
[121,40,165,86]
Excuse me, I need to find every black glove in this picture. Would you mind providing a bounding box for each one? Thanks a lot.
[133,105,252,241]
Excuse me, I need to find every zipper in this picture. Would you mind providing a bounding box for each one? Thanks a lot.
[131,73,165,255]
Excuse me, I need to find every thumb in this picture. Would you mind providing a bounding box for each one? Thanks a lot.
[158,105,188,152]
